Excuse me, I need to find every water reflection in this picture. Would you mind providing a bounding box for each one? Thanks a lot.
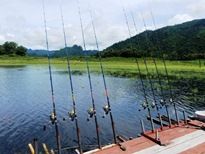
[0,66,204,153]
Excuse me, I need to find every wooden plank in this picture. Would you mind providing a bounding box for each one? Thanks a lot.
[136,130,205,154]
[147,116,168,126]
[160,115,178,124]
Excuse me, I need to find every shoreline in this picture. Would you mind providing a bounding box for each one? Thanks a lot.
[0,56,204,79]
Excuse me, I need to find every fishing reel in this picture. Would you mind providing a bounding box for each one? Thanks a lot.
[102,105,111,118]
[160,99,166,106]
[43,112,57,131]
[141,102,148,109]
[151,102,156,108]
[87,107,96,121]
[139,101,156,111]
[50,112,57,125]
[68,109,77,121]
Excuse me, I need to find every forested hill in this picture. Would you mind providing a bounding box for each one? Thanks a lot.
[27,45,97,57]
[102,19,205,60]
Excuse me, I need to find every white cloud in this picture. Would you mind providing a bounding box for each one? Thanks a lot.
[0,0,204,50]
[6,33,15,39]
[0,35,5,43]
[168,14,193,25]
[187,0,205,16]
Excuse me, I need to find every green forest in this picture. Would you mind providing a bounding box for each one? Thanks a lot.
[0,42,27,56]
[1,19,205,60]
[102,19,205,60]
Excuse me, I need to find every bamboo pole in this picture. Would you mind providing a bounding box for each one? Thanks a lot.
[28,143,35,154]
[42,143,50,154]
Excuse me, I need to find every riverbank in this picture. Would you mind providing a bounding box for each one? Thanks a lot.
[0,56,204,79]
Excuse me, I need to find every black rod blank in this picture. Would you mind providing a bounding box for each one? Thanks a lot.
[76,0,102,148]
[89,9,117,144]
[42,0,61,153]
[139,12,172,127]
[123,8,155,131]
[150,11,179,125]
[59,4,83,153]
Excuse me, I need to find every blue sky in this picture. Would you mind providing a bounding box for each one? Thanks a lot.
[0,0,204,50]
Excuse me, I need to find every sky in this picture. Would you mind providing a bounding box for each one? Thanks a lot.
[0,0,204,50]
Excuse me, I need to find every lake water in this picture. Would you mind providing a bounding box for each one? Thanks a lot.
[0,65,204,154]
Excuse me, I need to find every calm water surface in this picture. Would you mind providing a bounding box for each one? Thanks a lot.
[0,65,204,153]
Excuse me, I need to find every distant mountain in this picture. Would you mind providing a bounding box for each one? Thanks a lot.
[27,49,56,57]
[102,19,205,60]
[27,45,98,57]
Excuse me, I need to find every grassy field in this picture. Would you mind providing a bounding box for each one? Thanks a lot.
[0,56,204,79]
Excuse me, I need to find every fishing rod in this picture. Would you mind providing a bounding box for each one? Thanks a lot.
[76,0,102,148]
[150,11,179,125]
[59,3,83,153]
[138,12,163,125]
[132,12,172,127]
[138,13,160,113]
[89,9,117,144]
[122,8,155,131]
[42,0,61,153]
[150,12,198,114]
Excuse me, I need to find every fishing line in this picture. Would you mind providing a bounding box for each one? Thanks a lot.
[59,2,83,153]
[123,8,132,38]
[76,0,102,148]
[42,0,61,153]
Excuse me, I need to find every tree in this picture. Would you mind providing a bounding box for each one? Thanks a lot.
[0,42,27,56]
[72,44,83,52]
[0,45,5,55]
[15,46,27,56]
[3,41,17,55]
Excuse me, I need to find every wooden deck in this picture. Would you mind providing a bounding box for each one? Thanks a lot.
[84,120,205,154]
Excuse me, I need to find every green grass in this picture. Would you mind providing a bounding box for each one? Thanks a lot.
[0,56,204,79]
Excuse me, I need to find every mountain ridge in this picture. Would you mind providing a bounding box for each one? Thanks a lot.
[27,45,97,57]
[102,19,205,60]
